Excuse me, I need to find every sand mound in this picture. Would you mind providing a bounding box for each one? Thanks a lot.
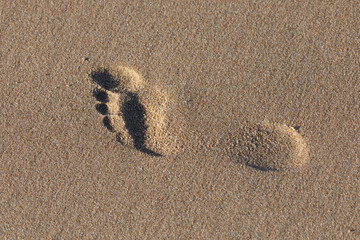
[91,66,177,156]
[227,120,309,171]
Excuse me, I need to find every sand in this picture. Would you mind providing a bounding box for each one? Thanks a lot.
[1,1,359,239]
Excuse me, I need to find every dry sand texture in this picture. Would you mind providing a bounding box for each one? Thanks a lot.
[1,1,360,239]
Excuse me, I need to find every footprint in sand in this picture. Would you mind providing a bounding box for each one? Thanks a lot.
[90,66,308,170]
[225,120,309,171]
[91,66,177,156]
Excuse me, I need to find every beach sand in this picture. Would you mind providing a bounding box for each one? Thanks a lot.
[1,1,359,239]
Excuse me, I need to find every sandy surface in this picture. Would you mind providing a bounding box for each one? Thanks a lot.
[1,1,359,239]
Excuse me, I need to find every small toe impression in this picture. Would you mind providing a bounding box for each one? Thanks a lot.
[229,120,309,171]
[102,116,114,132]
[95,103,109,115]
[94,89,109,102]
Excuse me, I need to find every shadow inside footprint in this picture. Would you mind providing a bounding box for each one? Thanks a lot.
[245,163,278,172]
[91,70,119,91]
[94,90,109,102]
[122,93,161,157]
